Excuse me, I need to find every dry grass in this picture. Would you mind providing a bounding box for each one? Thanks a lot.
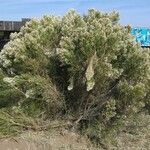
[0,108,149,150]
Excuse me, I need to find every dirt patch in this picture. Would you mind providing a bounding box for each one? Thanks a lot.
[0,130,98,150]
[0,138,51,150]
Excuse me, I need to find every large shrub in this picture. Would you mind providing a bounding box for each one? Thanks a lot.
[0,9,149,136]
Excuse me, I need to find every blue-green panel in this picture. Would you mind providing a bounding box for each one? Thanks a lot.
[131,28,150,46]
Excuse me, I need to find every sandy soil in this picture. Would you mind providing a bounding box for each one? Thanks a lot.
[0,130,96,150]
[0,138,51,150]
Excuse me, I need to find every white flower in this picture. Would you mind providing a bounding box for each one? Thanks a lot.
[3,77,15,86]
[25,89,34,98]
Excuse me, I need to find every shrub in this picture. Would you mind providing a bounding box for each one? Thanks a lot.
[0,9,149,139]
[0,70,23,108]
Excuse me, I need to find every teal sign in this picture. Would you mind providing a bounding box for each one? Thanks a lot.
[131,28,150,46]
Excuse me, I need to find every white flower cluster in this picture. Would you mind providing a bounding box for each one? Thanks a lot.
[0,37,27,70]
[25,89,35,98]
[0,9,149,96]
[3,77,15,86]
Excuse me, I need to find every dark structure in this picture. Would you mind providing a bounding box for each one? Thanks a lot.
[0,18,30,49]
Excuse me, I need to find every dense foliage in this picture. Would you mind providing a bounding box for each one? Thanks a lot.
[0,9,149,142]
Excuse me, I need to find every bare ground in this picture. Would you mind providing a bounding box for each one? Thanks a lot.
[0,130,98,150]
